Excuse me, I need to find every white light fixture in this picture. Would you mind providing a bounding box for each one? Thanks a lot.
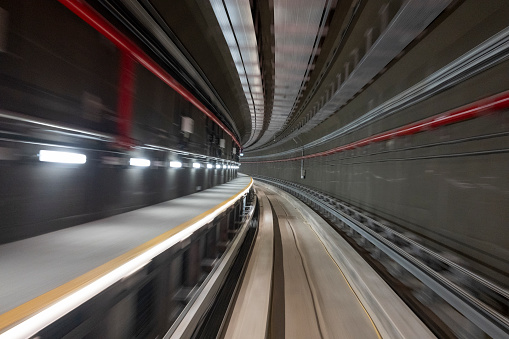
[169,161,182,168]
[240,153,244,156]
[216,164,221,169]
[206,164,213,169]
[129,158,150,167]
[223,164,227,169]
[192,163,201,169]
[39,150,86,164]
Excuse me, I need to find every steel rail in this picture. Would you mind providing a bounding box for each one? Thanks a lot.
[57,0,241,149]
[254,176,509,338]
[268,177,509,299]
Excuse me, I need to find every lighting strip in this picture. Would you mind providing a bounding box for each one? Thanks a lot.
[0,178,253,338]
[129,158,150,167]
[210,0,264,145]
[169,161,183,168]
[143,144,240,166]
[39,150,87,164]
[0,109,241,167]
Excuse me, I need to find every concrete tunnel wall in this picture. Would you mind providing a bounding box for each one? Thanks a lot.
[0,0,239,244]
[242,0,509,285]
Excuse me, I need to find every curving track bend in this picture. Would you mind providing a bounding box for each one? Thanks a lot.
[223,181,435,339]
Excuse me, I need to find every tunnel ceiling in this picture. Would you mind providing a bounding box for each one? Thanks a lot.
[123,0,253,144]
[126,0,458,156]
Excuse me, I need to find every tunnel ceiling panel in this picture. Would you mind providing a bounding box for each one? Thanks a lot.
[211,0,265,147]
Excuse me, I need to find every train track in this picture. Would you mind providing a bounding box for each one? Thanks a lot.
[222,182,434,339]
[253,175,509,338]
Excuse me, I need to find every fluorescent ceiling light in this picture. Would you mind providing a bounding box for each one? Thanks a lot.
[216,164,221,169]
[192,163,201,168]
[39,150,86,164]
[129,158,150,167]
[240,153,244,156]
[206,164,213,169]
[169,161,182,168]
[223,165,227,169]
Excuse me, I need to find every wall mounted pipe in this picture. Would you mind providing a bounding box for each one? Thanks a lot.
[243,90,509,163]
[57,0,241,149]
[116,51,136,147]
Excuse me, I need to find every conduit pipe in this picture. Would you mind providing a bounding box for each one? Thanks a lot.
[57,0,241,149]
[116,51,136,146]
[244,90,509,163]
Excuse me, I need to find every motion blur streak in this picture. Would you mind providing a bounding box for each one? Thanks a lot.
[244,90,509,163]
[0,179,253,338]
[56,0,241,149]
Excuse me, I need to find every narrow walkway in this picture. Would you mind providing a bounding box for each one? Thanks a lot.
[0,175,251,325]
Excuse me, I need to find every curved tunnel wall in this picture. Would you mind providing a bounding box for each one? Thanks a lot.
[243,1,509,285]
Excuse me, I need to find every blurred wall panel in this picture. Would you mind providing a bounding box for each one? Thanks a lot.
[0,0,237,243]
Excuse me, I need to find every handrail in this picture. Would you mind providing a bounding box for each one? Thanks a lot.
[0,109,114,141]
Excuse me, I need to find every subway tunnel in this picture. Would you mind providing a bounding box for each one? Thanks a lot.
[0,0,508,338]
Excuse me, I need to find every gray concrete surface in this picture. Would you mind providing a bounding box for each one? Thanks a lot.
[0,175,251,315]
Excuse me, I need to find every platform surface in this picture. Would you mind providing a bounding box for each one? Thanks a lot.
[0,175,251,315]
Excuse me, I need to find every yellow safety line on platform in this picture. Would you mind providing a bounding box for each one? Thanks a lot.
[0,178,253,334]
